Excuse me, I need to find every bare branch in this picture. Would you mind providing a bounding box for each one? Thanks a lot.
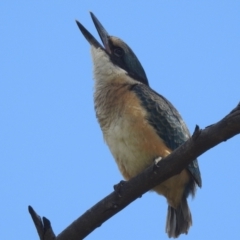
[28,206,56,240]
[29,103,240,240]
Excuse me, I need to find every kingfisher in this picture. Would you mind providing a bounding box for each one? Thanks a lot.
[76,12,202,238]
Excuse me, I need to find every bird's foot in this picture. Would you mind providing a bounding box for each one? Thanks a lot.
[113,180,126,197]
[154,156,162,164]
[153,156,162,173]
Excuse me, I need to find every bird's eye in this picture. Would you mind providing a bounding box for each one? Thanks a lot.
[113,47,124,57]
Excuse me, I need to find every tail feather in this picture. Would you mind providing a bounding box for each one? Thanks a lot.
[166,198,192,238]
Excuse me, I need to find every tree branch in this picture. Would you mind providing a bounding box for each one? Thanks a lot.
[28,206,56,240]
[29,103,240,240]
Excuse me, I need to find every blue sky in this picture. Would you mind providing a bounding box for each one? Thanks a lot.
[1,1,240,239]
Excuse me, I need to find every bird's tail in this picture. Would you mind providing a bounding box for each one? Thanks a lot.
[166,198,192,238]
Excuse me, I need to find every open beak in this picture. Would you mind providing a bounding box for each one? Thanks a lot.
[76,12,111,53]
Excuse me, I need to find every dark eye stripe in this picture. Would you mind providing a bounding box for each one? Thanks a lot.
[114,47,124,57]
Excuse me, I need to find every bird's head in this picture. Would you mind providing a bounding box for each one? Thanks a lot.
[76,12,149,86]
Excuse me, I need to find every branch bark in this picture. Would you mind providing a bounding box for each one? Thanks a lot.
[28,206,56,240]
[29,103,240,240]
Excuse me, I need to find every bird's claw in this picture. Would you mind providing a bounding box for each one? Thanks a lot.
[113,180,126,197]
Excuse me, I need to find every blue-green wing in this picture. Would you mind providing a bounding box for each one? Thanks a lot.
[131,84,202,187]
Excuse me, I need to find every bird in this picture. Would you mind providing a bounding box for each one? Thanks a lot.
[76,12,202,238]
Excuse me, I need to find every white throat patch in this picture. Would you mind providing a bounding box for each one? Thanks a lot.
[91,46,127,84]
